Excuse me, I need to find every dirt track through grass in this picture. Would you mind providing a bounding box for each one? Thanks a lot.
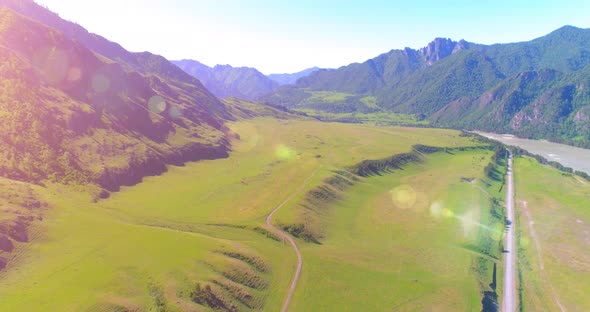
[520,200,566,312]
[266,168,320,312]
[514,156,590,311]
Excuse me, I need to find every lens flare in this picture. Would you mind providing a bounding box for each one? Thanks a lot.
[148,95,167,114]
[169,105,182,119]
[275,144,296,160]
[238,126,261,153]
[435,202,504,239]
[67,67,82,82]
[430,201,443,218]
[91,74,110,93]
[33,48,69,85]
[442,208,454,218]
[390,185,417,209]
[459,209,476,237]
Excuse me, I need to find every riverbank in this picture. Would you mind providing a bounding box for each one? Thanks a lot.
[474,132,590,175]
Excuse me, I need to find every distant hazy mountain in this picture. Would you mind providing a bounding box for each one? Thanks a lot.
[173,60,278,100]
[267,26,590,147]
[0,1,232,192]
[267,67,322,85]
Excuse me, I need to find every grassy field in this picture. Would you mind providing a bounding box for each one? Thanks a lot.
[514,156,590,311]
[0,118,499,311]
[295,109,428,126]
[305,91,354,103]
[287,149,506,311]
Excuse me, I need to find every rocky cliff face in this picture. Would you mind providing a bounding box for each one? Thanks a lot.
[419,38,468,64]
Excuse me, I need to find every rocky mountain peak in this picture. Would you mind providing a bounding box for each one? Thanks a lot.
[420,38,468,65]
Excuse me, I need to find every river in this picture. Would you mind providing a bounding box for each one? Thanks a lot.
[474,132,590,175]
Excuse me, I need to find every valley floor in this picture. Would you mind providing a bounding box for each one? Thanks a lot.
[0,118,587,311]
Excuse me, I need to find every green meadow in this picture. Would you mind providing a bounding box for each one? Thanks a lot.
[0,118,509,311]
[289,150,506,311]
[514,157,590,311]
[295,109,428,126]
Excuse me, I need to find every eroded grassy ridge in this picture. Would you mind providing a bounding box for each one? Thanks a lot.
[292,148,501,310]
[191,250,271,311]
[283,144,493,243]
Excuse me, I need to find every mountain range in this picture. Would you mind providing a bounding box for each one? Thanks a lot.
[172,60,279,100]
[267,67,322,85]
[0,0,589,195]
[172,60,321,100]
[265,27,590,147]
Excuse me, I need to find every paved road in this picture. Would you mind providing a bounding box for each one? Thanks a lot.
[503,153,517,312]
[266,168,319,312]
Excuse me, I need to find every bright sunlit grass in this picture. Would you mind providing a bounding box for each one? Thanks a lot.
[0,118,479,311]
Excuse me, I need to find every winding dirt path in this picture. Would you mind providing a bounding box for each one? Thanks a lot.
[266,168,320,312]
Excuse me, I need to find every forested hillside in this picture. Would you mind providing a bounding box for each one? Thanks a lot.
[266,26,590,147]
[0,4,232,193]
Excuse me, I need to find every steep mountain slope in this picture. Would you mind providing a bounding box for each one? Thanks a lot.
[0,0,218,95]
[377,49,505,114]
[431,66,590,145]
[267,67,321,85]
[173,59,278,100]
[480,25,590,75]
[285,26,590,102]
[266,26,590,147]
[296,38,475,95]
[265,38,477,108]
[0,6,231,193]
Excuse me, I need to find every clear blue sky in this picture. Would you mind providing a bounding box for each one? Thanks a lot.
[36,0,590,74]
